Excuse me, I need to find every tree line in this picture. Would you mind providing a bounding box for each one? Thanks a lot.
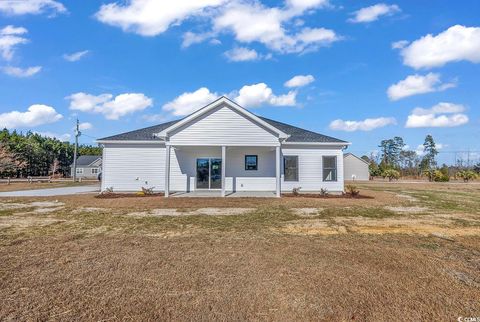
[363,134,479,182]
[0,129,101,178]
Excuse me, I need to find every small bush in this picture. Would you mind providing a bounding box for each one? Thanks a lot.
[457,170,478,182]
[141,186,155,195]
[292,187,302,196]
[320,188,329,197]
[382,169,400,182]
[345,184,359,197]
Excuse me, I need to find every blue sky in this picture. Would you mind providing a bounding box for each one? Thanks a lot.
[0,0,479,164]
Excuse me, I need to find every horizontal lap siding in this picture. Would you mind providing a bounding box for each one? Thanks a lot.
[343,155,370,181]
[281,146,344,192]
[169,105,279,146]
[102,144,165,192]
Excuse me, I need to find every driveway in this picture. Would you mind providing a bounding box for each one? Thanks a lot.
[0,185,100,197]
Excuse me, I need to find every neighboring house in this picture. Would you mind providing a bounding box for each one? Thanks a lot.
[97,97,350,197]
[70,155,102,179]
[343,153,370,181]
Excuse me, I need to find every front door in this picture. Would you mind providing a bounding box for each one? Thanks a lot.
[196,158,222,189]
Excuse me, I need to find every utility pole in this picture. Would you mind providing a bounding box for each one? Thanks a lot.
[72,119,81,182]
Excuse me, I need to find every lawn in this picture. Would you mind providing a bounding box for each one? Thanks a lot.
[0,182,479,320]
[0,180,98,192]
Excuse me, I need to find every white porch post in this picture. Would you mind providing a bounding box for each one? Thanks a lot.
[276,146,281,198]
[221,146,226,197]
[165,145,171,197]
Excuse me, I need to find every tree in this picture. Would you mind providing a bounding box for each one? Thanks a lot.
[399,150,420,176]
[474,163,480,174]
[420,135,438,170]
[0,144,26,176]
[457,170,478,182]
[379,136,405,168]
[382,168,400,181]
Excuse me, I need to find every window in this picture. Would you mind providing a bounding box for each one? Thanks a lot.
[76,168,83,174]
[91,168,99,174]
[323,156,337,181]
[284,156,298,181]
[245,155,258,170]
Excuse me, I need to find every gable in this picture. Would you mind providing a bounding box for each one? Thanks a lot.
[169,104,280,146]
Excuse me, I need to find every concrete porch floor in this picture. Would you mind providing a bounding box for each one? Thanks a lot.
[171,191,277,198]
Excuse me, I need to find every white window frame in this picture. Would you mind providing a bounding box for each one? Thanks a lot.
[284,156,299,182]
[76,168,84,174]
[322,156,337,182]
[91,168,99,174]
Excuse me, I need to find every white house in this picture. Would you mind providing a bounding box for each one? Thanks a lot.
[343,153,370,181]
[70,155,102,179]
[97,97,350,197]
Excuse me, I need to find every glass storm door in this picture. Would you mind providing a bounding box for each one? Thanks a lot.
[210,158,222,189]
[196,158,222,189]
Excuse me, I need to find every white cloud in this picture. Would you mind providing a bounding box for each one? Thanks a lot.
[284,74,315,87]
[0,25,29,61]
[63,50,90,62]
[405,102,469,128]
[78,122,93,130]
[95,0,225,37]
[224,47,263,62]
[391,40,408,49]
[387,73,456,101]
[163,87,219,116]
[400,25,480,69]
[2,66,41,77]
[213,2,340,54]
[415,143,444,156]
[348,3,400,23]
[0,0,66,16]
[234,83,297,108]
[329,117,396,131]
[67,92,153,120]
[0,104,63,129]
[35,131,71,141]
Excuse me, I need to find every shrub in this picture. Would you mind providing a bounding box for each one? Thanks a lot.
[457,170,478,182]
[101,186,114,194]
[292,187,302,196]
[382,169,400,182]
[141,186,155,195]
[345,184,359,197]
[320,188,329,197]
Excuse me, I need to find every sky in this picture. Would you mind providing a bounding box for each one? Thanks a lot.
[0,0,479,164]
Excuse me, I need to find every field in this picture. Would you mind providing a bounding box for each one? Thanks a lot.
[1,182,479,321]
[0,180,97,192]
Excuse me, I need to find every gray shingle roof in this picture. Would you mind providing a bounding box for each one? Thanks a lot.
[73,155,102,166]
[99,114,347,144]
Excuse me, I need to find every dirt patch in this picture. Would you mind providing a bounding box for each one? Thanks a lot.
[0,215,66,230]
[96,192,164,199]
[384,206,429,213]
[283,193,373,199]
[292,208,324,217]
[126,208,254,217]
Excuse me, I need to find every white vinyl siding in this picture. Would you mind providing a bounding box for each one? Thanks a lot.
[169,104,279,146]
[281,145,344,192]
[343,154,370,181]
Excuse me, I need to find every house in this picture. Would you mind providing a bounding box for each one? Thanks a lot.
[343,153,370,181]
[97,97,350,197]
[70,155,102,179]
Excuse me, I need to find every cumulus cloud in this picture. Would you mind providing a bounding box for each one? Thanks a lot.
[405,102,469,128]
[391,40,408,49]
[329,117,396,131]
[2,66,41,77]
[234,83,297,108]
[387,73,456,101]
[284,74,315,87]
[0,0,66,16]
[348,3,400,23]
[67,92,153,120]
[416,143,444,156]
[163,87,219,116]
[224,47,268,62]
[63,50,90,62]
[79,122,93,130]
[96,0,339,55]
[95,0,225,37]
[0,25,29,61]
[400,25,480,69]
[162,81,298,117]
[0,104,63,129]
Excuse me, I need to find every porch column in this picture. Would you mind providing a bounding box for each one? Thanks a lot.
[221,146,226,197]
[165,145,171,197]
[276,146,281,198]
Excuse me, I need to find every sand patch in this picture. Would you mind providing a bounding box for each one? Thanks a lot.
[384,206,429,213]
[126,208,254,217]
[0,215,66,230]
[277,213,480,237]
[292,208,324,217]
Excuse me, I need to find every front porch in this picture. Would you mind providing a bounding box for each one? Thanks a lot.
[164,145,282,198]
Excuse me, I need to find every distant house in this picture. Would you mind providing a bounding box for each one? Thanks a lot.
[71,155,102,179]
[97,97,351,197]
[343,153,369,181]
